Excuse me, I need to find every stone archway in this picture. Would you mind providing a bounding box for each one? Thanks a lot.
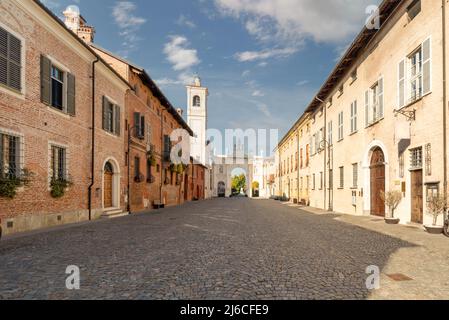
[102,157,121,209]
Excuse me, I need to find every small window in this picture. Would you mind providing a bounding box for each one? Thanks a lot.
[193,95,201,107]
[339,167,344,189]
[350,69,358,83]
[407,0,421,21]
[51,145,67,181]
[51,66,65,110]
[410,147,423,169]
[338,85,344,97]
[352,163,358,188]
[338,112,344,141]
[350,100,358,134]
[134,157,140,181]
[0,133,21,178]
[0,26,22,92]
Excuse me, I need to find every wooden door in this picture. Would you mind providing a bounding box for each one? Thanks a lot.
[370,148,386,217]
[411,170,424,224]
[104,164,113,208]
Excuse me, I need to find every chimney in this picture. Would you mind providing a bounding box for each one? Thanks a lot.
[176,108,184,117]
[63,5,95,43]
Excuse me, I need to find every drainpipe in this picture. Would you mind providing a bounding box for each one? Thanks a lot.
[160,109,164,203]
[297,130,300,203]
[88,58,99,221]
[443,0,448,199]
[316,96,327,211]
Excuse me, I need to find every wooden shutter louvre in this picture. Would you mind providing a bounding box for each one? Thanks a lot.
[67,73,76,116]
[0,27,7,86]
[378,78,384,119]
[140,116,145,138]
[102,96,108,130]
[398,59,405,108]
[115,105,121,136]
[8,33,21,91]
[422,38,431,95]
[41,55,52,105]
[134,112,141,138]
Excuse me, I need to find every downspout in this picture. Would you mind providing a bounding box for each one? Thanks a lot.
[160,109,164,203]
[297,131,300,203]
[88,58,100,221]
[443,0,448,199]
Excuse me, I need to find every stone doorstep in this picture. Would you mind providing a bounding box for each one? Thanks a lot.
[101,209,129,219]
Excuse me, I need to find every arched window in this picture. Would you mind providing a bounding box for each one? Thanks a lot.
[193,95,201,107]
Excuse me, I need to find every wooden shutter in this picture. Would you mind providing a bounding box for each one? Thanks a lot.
[115,105,121,136]
[365,90,369,126]
[40,55,52,105]
[102,96,108,130]
[398,59,405,108]
[140,116,145,138]
[378,78,384,119]
[67,73,76,116]
[8,33,21,91]
[354,100,358,131]
[0,27,7,86]
[134,112,140,137]
[422,38,431,94]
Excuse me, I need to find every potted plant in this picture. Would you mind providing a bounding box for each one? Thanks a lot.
[0,168,33,199]
[50,176,73,199]
[425,194,447,234]
[380,190,402,224]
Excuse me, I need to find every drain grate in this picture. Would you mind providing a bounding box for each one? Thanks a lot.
[387,274,413,282]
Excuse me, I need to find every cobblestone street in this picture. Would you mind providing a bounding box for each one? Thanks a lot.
[0,198,448,300]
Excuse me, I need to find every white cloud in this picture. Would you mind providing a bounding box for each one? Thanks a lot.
[242,70,251,77]
[163,35,200,71]
[297,80,309,86]
[112,2,146,56]
[252,90,265,97]
[176,15,197,28]
[235,47,297,62]
[215,0,379,45]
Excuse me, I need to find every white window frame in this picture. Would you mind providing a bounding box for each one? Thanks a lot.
[48,141,69,187]
[0,127,24,177]
[0,22,26,99]
[350,100,358,134]
[47,56,71,115]
[365,77,384,127]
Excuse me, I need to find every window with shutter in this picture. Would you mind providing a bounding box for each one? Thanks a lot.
[378,78,384,119]
[365,90,369,126]
[398,60,405,108]
[67,73,76,116]
[0,26,22,92]
[115,105,121,136]
[422,38,431,95]
[134,112,141,138]
[140,115,145,138]
[350,101,358,134]
[338,112,344,141]
[41,55,52,105]
[51,145,67,180]
[328,121,333,146]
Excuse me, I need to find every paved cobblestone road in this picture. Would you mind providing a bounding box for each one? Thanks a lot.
[0,199,415,300]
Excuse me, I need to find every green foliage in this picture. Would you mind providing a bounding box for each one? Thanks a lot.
[0,169,33,199]
[231,174,246,192]
[50,177,73,199]
[252,181,260,190]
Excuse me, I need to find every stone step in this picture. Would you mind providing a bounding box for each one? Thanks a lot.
[101,209,128,219]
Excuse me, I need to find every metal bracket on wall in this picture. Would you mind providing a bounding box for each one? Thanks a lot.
[394,108,416,122]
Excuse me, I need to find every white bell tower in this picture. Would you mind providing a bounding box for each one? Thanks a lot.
[187,76,208,165]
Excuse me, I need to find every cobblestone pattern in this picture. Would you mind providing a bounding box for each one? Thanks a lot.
[0,199,418,300]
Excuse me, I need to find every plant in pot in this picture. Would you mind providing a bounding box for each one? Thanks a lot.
[425,194,447,234]
[380,190,402,224]
[0,168,34,199]
[50,176,73,199]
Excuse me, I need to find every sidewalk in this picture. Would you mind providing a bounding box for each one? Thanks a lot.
[282,201,449,300]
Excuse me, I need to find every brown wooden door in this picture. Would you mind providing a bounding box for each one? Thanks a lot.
[411,170,424,224]
[104,166,113,208]
[370,148,385,217]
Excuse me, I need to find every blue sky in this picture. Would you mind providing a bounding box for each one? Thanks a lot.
[41,0,379,153]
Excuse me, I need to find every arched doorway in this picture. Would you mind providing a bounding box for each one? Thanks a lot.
[103,158,120,209]
[218,181,226,197]
[104,161,114,208]
[370,147,385,217]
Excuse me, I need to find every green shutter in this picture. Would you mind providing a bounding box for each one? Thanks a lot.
[140,116,145,138]
[8,33,21,91]
[115,105,121,136]
[40,55,51,105]
[67,73,76,116]
[102,96,108,130]
[134,112,140,138]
